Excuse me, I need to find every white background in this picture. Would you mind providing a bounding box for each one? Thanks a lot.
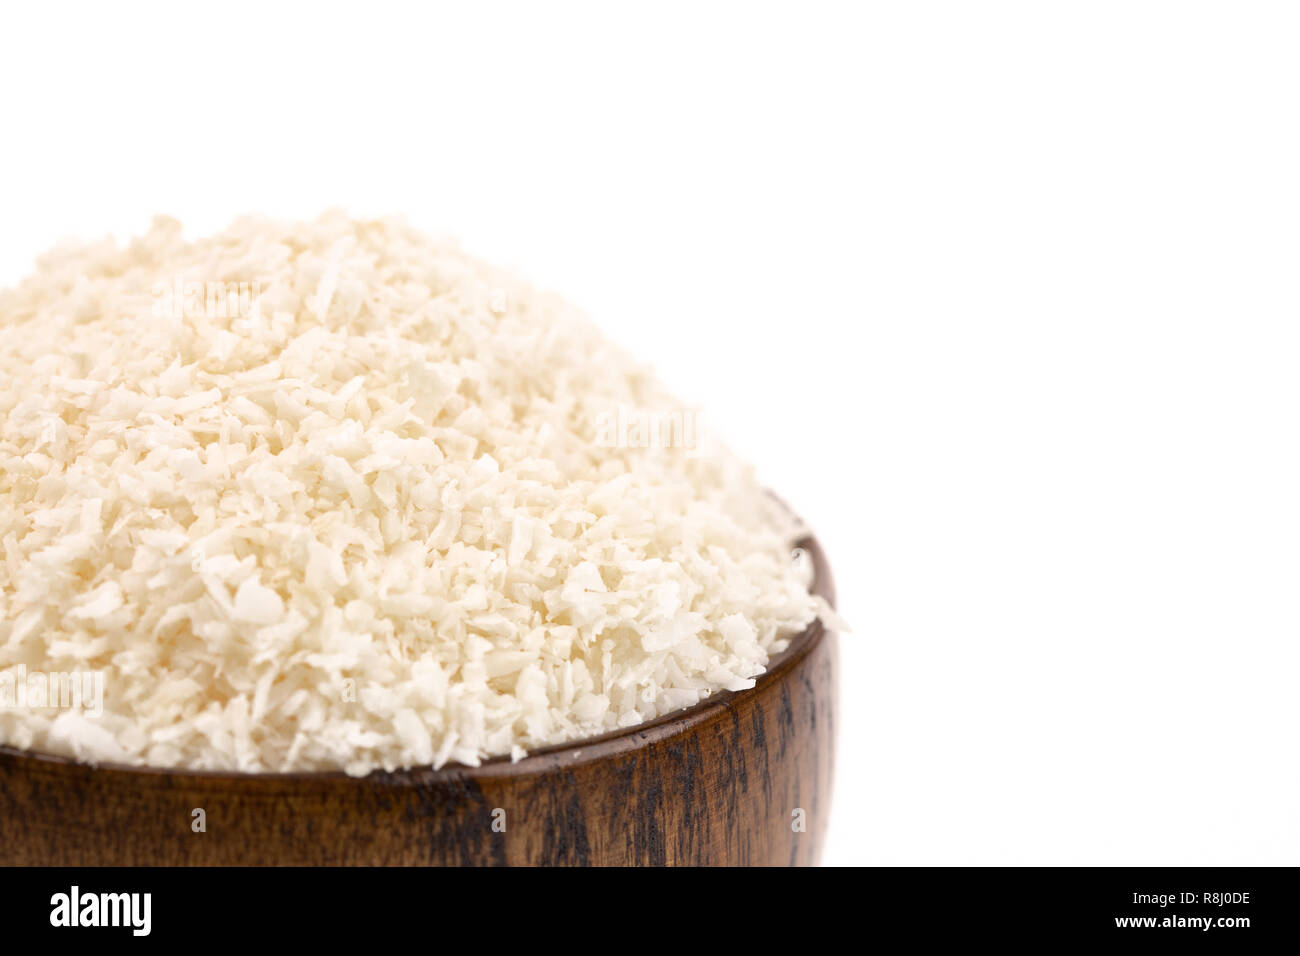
[2,2,1297,866]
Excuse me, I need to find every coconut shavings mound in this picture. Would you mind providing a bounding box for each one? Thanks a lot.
[0,212,830,775]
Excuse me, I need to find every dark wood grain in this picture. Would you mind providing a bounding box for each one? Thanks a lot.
[0,537,837,866]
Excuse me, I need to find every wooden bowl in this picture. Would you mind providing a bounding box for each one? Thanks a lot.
[0,537,837,866]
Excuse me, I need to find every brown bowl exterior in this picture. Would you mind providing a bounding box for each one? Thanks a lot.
[0,538,837,866]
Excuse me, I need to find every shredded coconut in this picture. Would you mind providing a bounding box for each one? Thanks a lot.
[0,212,831,775]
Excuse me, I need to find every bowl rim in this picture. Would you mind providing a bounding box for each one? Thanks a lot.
[0,535,835,785]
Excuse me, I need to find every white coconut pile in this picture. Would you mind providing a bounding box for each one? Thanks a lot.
[0,212,835,775]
